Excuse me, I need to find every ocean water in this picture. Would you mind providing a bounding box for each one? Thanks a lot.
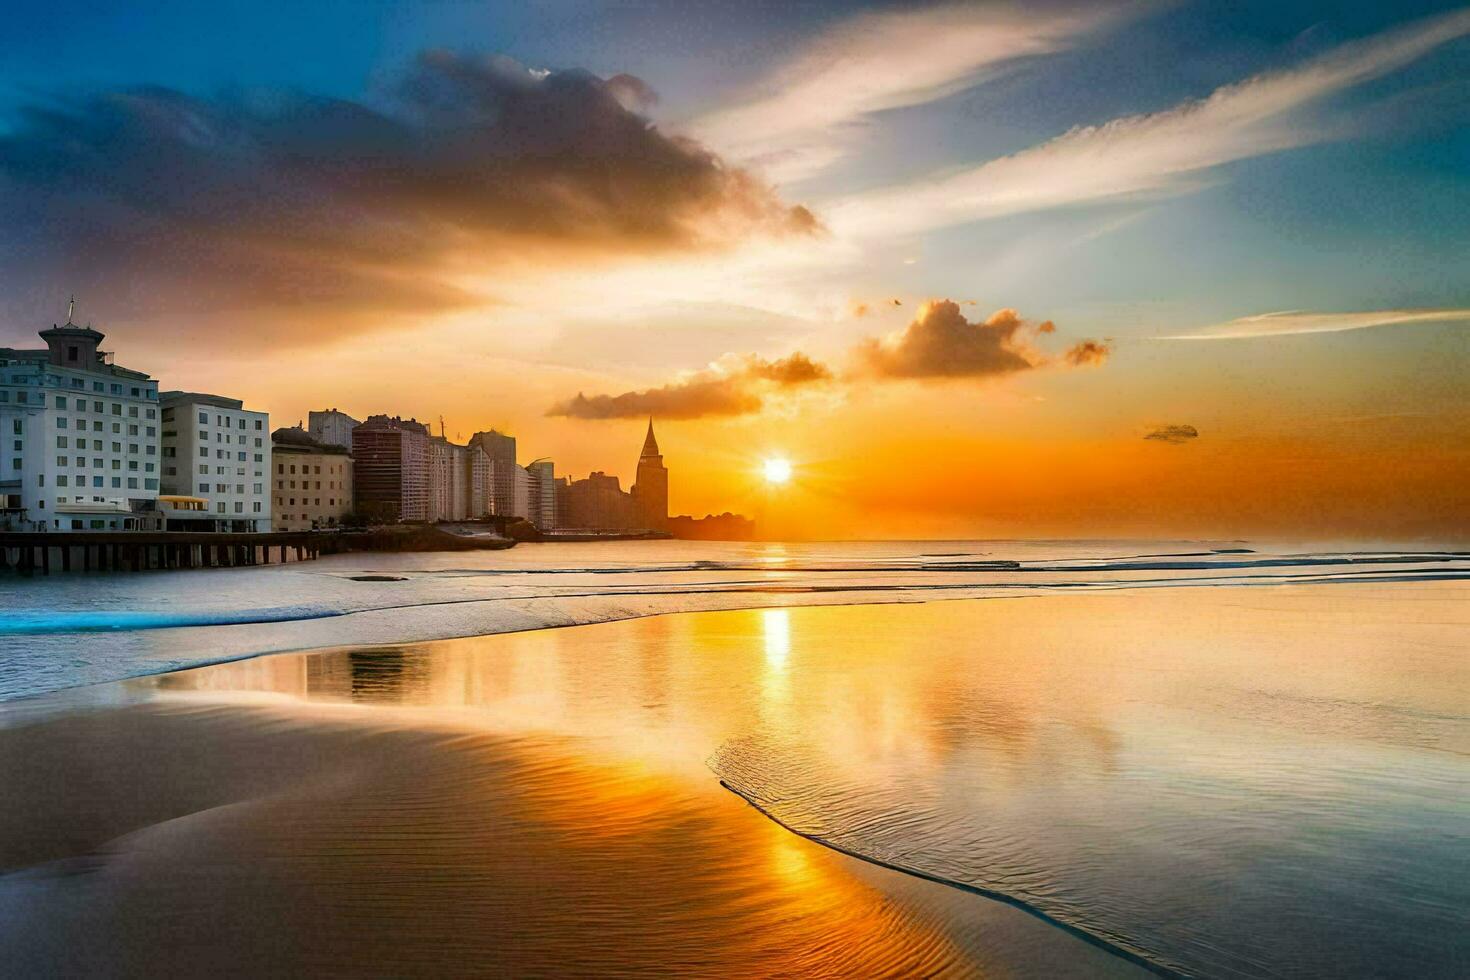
[2,540,1467,977]
[1,538,1464,702]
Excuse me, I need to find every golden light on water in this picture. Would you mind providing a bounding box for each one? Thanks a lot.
[763,458,793,484]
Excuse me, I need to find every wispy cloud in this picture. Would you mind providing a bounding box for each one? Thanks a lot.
[827,8,1470,237]
[1144,424,1199,444]
[688,2,1118,184]
[1163,308,1470,339]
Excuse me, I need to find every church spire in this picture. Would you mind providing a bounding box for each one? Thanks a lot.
[641,418,660,458]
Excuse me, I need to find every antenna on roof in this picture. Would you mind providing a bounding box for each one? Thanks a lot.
[66,295,75,324]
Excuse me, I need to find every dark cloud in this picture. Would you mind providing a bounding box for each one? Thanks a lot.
[1064,338,1111,366]
[1144,424,1199,444]
[604,73,659,113]
[549,376,762,420]
[0,51,816,343]
[855,301,1041,379]
[547,351,830,420]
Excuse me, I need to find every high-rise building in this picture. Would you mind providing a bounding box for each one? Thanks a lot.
[352,415,429,522]
[308,408,360,451]
[0,310,162,531]
[632,419,668,531]
[469,429,517,516]
[271,427,353,531]
[487,458,531,521]
[159,391,271,531]
[466,443,492,518]
[526,458,557,529]
[428,435,470,522]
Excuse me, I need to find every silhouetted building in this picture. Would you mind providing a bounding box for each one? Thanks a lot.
[352,415,429,522]
[469,429,517,516]
[562,471,635,529]
[669,512,755,540]
[560,422,668,531]
[526,458,557,529]
[466,443,492,518]
[632,419,668,531]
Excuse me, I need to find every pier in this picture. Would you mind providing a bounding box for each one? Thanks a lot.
[0,532,323,576]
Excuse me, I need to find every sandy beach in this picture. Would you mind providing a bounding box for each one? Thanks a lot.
[0,679,1137,977]
[2,584,1466,976]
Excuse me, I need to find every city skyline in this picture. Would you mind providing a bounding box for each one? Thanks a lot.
[1,2,1467,539]
[1,308,682,535]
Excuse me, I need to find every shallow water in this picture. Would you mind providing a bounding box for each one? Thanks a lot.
[2,538,1465,701]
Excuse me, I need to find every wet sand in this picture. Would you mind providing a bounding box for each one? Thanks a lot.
[2,584,1463,976]
[0,656,1142,976]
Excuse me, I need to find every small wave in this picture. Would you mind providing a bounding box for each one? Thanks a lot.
[0,607,348,635]
[715,777,1185,978]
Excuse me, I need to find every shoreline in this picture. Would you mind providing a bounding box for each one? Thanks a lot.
[2,585,1465,976]
[0,607,1156,978]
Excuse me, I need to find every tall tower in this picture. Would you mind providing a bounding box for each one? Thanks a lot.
[633,419,668,531]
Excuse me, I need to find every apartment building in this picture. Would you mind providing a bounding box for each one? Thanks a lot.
[469,429,517,517]
[428,436,470,522]
[352,415,430,522]
[271,426,352,531]
[160,391,271,531]
[0,313,162,532]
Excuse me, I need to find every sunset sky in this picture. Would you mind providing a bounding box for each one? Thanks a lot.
[2,0,1467,539]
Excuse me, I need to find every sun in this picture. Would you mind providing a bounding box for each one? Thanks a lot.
[762,457,793,484]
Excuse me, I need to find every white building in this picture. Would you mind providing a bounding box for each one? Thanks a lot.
[308,408,359,452]
[526,458,557,529]
[0,312,162,532]
[160,391,271,532]
[427,436,471,522]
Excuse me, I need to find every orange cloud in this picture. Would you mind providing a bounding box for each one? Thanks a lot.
[854,301,1043,379]
[1064,339,1112,366]
[547,352,830,420]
